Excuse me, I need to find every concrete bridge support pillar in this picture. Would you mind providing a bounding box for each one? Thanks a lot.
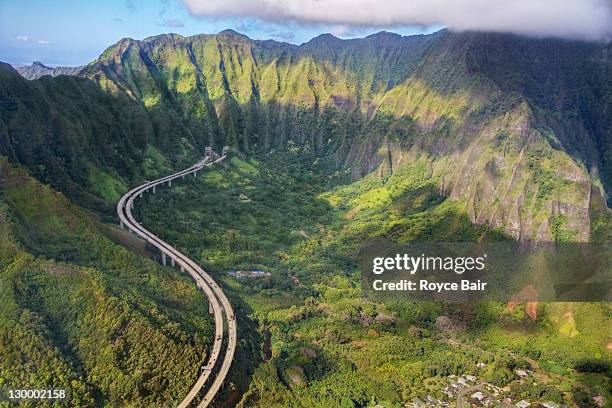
[139,192,142,198]
[153,186,156,194]
[120,220,124,230]
[180,265,184,272]
[193,171,197,179]
[161,252,167,266]
[171,258,175,267]
[168,180,172,187]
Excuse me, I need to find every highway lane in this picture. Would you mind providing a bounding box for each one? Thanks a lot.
[117,152,236,408]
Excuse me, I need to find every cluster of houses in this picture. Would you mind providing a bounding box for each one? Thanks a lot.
[406,370,566,408]
[510,401,565,408]
[409,395,448,407]
[442,374,480,398]
[227,269,271,278]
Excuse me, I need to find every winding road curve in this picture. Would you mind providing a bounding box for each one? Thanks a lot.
[117,151,237,408]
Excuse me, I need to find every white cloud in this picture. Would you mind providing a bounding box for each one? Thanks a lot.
[37,39,52,45]
[180,0,612,40]
[16,35,31,42]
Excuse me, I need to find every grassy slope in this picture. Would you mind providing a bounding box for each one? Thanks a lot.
[0,158,213,407]
[138,152,610,407]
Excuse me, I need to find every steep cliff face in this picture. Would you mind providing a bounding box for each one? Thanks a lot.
[334,32,610,242]
[343,101,594,241]
[334,36,606,241]
[1,30,610,240]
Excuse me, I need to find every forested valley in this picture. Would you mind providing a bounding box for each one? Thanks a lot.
[0,28,610,406]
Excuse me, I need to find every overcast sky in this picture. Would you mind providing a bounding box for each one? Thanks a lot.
[182,0,612,41]
[1,0,610,66]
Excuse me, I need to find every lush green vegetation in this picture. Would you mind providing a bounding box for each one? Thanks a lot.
[2,29,610,242]
[0,28,610,407]
[138,152,610,407]
[0,158,213,407]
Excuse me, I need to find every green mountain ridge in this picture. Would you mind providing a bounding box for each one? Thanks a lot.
[0,29,610,407]
[1,29,611,239]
